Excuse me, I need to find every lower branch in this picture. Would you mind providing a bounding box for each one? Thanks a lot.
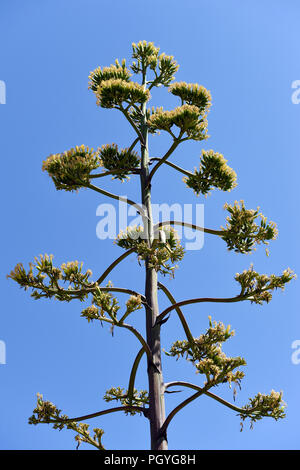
[46,404,149,424]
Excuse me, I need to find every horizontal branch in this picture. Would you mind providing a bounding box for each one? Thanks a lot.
[45,404,148,425]
[155,294,247,325]
[154,220,223,237]
[90,168,140,179]
[45,284,145,301]
[164,381,253,415]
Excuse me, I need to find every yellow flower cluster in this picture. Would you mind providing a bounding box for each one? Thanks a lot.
[95,79,150,108]
[148,105,208,140]
[169,81,211,112]
[184,150,237,196]
[88,59,132,92]
[42,145,100,191]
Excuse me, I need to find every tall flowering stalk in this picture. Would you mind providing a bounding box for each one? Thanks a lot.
[8,41,295,450]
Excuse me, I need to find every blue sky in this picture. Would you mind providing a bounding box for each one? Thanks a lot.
[0,0,300,450]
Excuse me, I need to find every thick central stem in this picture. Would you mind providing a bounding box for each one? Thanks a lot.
[139,72,167,450]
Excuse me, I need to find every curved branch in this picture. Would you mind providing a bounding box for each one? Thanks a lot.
[85,182,145,217]
[99,286,145,302]
[90,168,140,179]
[149,137,183,181]
[156,294,246,325]
[164,381,251,415]
[127,347,146,402]
[45,404,148,424]
[154,220,223,237]
[150,158,192,178]
[128,136,140,153]
[157,282,194,344]
[99,315,153,365]
[96,249,136,285]
[160,385,210,438]
[46,285,145,301]
[119,106,145,144]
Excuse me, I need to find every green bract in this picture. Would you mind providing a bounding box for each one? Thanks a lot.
[99,143,140,181]
[221,200,278,253]
[184,150,237,196]
[42,145,100,191]
[95,79,150,108]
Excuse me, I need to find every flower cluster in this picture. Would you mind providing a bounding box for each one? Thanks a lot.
[184,150,237,196]
[155,53,179,86]
[99,143,140,180]
[88,59,132,92]
[169,82,211,112]
[148,105,208,141]
[239,390,286,429]
[235,265,296,304]
[81,288,143,327]
[104,387,148,415]
[116,225,185,277]
[42,145,101,192]
[81,287,120,323]
[131,41,160,72]
[131,41,179,87]
[7,254,94,302]
[126,295,143,314]
[221,200,278,253]
[95,78,150,109]
[166,318,246,387]
[29,394,105,450]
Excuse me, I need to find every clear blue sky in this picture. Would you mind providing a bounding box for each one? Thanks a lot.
[0,0,299,450]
